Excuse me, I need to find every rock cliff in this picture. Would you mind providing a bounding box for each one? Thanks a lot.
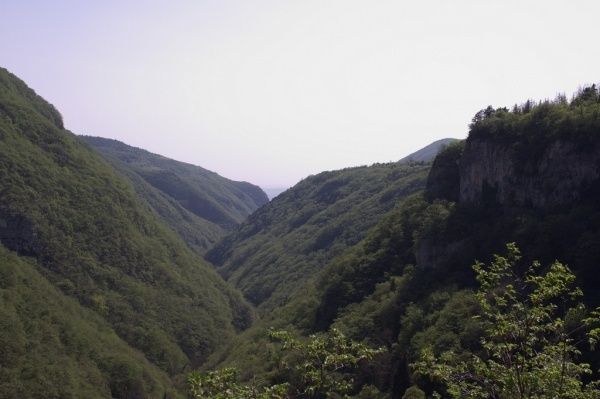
[459,138,600,208]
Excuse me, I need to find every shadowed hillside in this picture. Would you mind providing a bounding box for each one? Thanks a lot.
[81,136,268,254]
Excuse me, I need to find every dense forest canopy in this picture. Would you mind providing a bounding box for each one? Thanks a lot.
[207,161,431,311]
[0,67,253,398]
[2,62,600,399]
[81,136,268,254]
[470,85,600,143]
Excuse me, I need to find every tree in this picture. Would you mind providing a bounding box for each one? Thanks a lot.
[268,328,384,398]
[401,385,425,399]
[414,243,600,399]
[188,328,384,399]
[188,367,288,399]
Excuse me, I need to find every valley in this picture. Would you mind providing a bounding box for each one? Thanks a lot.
[1,66,599,398]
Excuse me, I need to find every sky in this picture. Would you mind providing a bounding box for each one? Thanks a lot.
[1,1,599,188]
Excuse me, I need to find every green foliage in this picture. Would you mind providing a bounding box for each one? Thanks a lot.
[208,195,476,388]
[207,162,430,310]
[5,65,600,399]
[314,196,455,331]
[0,66,63,129]
[414,243,600,399]
[469,84,600,168]
[353,385,388,399]
[81,136,268,254]
[0,244,178,399]
[269,328,384,398]
[188,368,288,399]
[215,163,600,396]
[0,67,253,396]
[190,329,383,399]
[208,86,600,397]
[401,386,425,399]
[397,289,481,362]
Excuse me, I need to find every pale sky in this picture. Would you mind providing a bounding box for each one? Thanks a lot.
[1,1,599,188]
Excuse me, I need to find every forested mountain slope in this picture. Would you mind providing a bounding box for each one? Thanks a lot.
[81,136,268,254]
[0,245,175,399]
[213,87,600,398]
[0,67,252,398]
[207,161,431,311]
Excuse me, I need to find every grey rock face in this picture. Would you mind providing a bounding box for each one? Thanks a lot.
[459,139,600,208]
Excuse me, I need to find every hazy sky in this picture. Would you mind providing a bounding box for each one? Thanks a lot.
[1,1,599,187]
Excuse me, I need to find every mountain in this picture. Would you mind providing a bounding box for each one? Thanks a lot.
[5,61,599,398]
[398,138,458,163]
[207,159,432,311]
[0,67,253,398]
[80,136,269,254]
[209,88,600,397]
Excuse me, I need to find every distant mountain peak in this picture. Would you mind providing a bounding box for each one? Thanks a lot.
[399,138,460,163]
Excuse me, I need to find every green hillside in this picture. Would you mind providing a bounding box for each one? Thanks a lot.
[208,87,600,398]
[80,136,268,254]
[4,61,600,399]
[0,67,253,397]
[0,245,177,399]
[206,161,431,311]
